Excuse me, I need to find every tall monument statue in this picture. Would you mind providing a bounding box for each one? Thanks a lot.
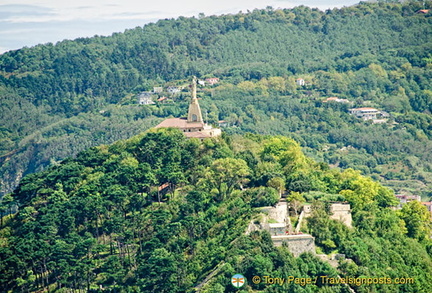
[155,76,221,139]
[187,76,203,123]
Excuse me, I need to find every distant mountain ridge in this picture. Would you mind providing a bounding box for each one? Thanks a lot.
[0,0,431,197]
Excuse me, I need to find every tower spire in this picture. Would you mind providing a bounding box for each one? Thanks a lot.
[192,76,197,100]
[187,76,203,123]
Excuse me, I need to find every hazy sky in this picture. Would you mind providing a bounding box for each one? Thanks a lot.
[0,0,359,54]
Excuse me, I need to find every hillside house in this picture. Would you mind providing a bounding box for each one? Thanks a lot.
[137,92,155,105]
[295,78,305,86]
[167,86,182,95]
[380,111,390,118]
[421,202,432,218]
[349,107,380,120]
[323,97,349,103]
[417,9,430,14]
[153,87,163,93]
[157,96,170,103]
[218,120,229,127]
[396,194,421,208]
[422,202,432,211]
[205,77,219,85]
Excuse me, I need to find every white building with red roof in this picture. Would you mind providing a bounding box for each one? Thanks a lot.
[295,78,305,86]
[205,77,219,85]
[323,97,349,103]
[349,107,381,120]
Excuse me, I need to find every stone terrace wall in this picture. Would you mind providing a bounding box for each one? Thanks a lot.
[272,234,315,257]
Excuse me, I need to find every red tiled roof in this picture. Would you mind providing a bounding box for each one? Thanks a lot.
[351,107,378,111]
[158,183,170,191]
[155,118,204,129]
[324,97,339,102]
[184,132,212,139]
[396,194,420,200]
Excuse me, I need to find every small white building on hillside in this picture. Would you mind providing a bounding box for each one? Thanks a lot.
[349,107,380,120]
[137,92,155,105]
[295,78,305,86]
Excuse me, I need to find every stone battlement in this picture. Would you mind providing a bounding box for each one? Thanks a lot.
[271,234,315,257]
[329,203,352,227]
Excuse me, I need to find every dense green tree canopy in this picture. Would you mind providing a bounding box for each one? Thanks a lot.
[0,130,431,292]
[1,1,432,200]
[1,3,432,290]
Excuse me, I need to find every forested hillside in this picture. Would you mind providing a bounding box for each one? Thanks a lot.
[0,1,432,198]
[1,130,431,292]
